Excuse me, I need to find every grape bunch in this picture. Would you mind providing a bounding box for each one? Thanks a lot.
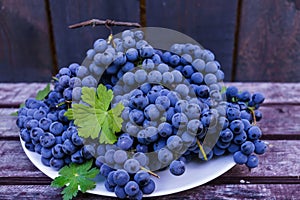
[17,63,95,171]
[17,28,267,199]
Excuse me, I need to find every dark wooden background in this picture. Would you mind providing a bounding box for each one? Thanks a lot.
[0,0,299,82]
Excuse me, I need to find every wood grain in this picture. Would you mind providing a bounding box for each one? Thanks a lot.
[0,0,54,82]
[146,0,238,81]
[235,0,300,82]
[0,140,298,180]
[48,0,140,68]
[0,184,299,200]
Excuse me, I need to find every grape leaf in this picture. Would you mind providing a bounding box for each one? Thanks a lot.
[64,84,124,144]
[36,83,51,100]
[51,160,99,200]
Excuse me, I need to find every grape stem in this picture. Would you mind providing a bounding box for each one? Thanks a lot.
[140,166,160,179]
[248,107,257,125]
[196,139,208,161]
[68,19,141,29]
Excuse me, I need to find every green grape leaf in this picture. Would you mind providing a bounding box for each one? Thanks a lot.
[51,160,99,200]
[36,83,51,100]
[65,84,124,144]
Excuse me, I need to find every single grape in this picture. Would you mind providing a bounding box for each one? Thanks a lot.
[169,160,185,176]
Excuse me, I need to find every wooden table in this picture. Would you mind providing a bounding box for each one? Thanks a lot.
[0,83,299,199]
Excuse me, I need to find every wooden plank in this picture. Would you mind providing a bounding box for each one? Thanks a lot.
[0,83,47,107]
[0,0,54,82]
[48,0,140,68]
[235,0,300,82]
[0,184,299,199]
[1,83,299,107]
[146,0,238,81]
[0,140,298,179]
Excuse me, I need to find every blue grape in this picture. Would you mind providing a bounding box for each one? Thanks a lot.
[175,84,189,97]
[25,142,35,152]
[71,132,83,146]
[50,157,64,170]
[147,70,162,83]
[155,96,170,111]
[213,146,226,156]
[233,131,247,145]
[129,109,144,125]
[172,113,188,129]
[238,91,251,102]
[33,109,47,120]
[196,85,210,98]
[117,134,133,150]
[114,185,127,199]
[133,152,148,167]
[134,170,150,186]
[141,179,155,194]
[25,119,39,130]
[71,150,84,164]
[62,139,77,155]
[113,150,128,165]
[153,138,166,151]
[158,122,173,137]
[81,145,95,160]
[191,72,203,84]
[126,48,139,61]
[233,151,248,164]
[169,160,185,176]
[52,144,65,158]
[129,93,149,110]
[125,181,140,196]
[228,143,240,153]
[136,144,148,153]
[134,69,147,83]
[226,86,239,100]
[254,140,267,154]
[158,148,173,164]
[40,132,56,148]
[248,126,262,140]
[167,135,183,152]
[169,55,180,66]
[252,93,265,104]
[30,127,44,142]
[140,44,154,58]
[246,154,259,168]
[182,65,194,78]
[174,100,188,113]
[144,104,160,120]
[229,120,244,134]
[220,128,234,143]
[20,129,31,142]
[41,147,52,158]
[241,141,255,155]
[49,122,64,136]
[124,159,140,174]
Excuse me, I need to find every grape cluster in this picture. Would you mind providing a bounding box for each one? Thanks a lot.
[17,63,95,170]
[17,28,268,199]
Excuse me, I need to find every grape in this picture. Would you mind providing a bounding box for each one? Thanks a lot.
[81,145,95,160]
[125,181,140,197]
[216,140,231,149]
[185,103,201,119]
[50,157,64,170]
[40,132,56,148]
[134,170,150,186]
[241,141,255,155]
[255,110,262,121]
[134,30,144,40]
[229,120,244,134]
[124,159,140,174]
[238,91,251,102]
[140,83,152,94]
[155,96,170,111]
[147,70,162,83]
[167,91,180,107]
[153,138,166,151]
[162,72,174,85]
[169,160,185,176]
[117,134,133,151]
[41,157,51,166]
[246,154,259,168]
[226,86,239,100]
[158,148,173,164]
[254,140,267,154]
[129,93,149,110]
[182,65,194,78]
[104,149,116,165]
[175,84,189,97]
[171,70,183,83]
[167,135,183,152]
[252,93,265,104]
[62,139,77,155]
[213,146,225,156]
[49,122,64,135]
[172,113,188,129]
[33,109,47,121]
[181,54,192,64]
[41,147,52,158]
[133,153,148,167]
[136,144,148,153]
[227,108,241,122]
[52,144,65,158]
[114,185,127,199]
[94,38,108,53]
[248,126,262,140]
[25,119,39,130]
[181,131,195,144]
[220,128,234,143]
[187,119,203,135]
[169,55,180,66]
[196,85,209,98]
[123,72,135,86]
[157,63,169,73]
[204,73,217,85]
[158,122,173,137]
[228,143,240,153]
[233,151,248,164]
[205,61,218,73]
[144,104,160,120]
[233,131,247,145]
[20,129,31,142]
[134,69,147,83]
[129,109,145,125]
[81,75,97,87]
[140,44,154,58]
[144,126,159,143]
[191,72,203,84]
[141,179,155,194]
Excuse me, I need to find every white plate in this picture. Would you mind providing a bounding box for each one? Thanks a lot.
[21,139,235,197]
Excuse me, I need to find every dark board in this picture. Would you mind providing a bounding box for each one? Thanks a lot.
[48,0,140,69]
[145,0,238,81]
[0,0,54,82]
[234,0,300,82]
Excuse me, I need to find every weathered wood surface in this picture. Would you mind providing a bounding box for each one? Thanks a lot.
[146,0,238,81]
[0,184,299,200]
[1,83,299,107]
[0,140,298,181]
[235,0,300,82]
[48,0,140,69]
[0,0,54,82]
